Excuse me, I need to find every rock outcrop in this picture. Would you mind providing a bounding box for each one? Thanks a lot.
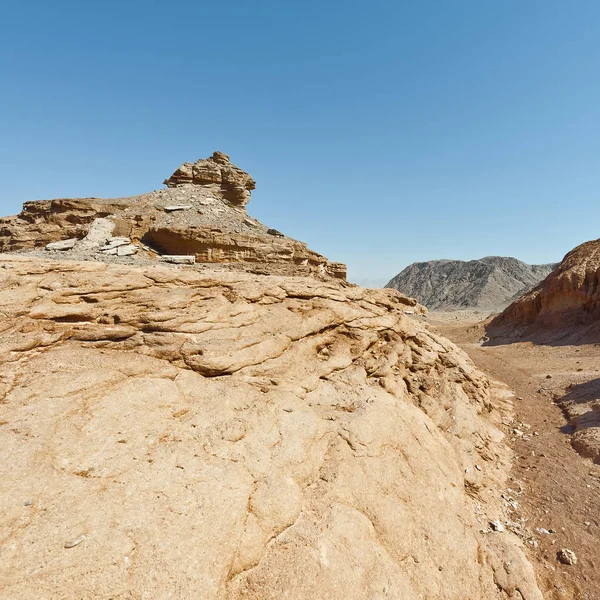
[556,379,600,464]
[487,239,600,343]
[0,255,542,599]
[386,256,557,311]
[164,151,256,206]
[0,152,346,280]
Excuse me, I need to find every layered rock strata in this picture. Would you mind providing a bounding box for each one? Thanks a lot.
[0,153,345,280]
[0,255,542,599]
[163,151,256,206]
[487,239,600,343]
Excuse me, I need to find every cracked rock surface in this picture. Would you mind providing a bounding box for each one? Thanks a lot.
[0,255,542,599]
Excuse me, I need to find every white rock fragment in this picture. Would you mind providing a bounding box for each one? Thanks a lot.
[164,205,192,212]
[490,520,504,532]
[160,255,196,265]
[45,239,77,251]
[536,527,552,535]
[64,535,86,549]
[100,238,132,252]
[117,244,137,256]
[80,218,115,246]
[557,548,577,565]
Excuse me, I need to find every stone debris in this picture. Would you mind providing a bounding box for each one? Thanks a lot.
[45,239,77,251]
[160,255,196,265]
[80,218,115,246]
[490,520,505,532]
[164,205,192,212]
[267,228,284,237]
[117,244,137,257]
[64,535,86,549]
[557,548,577,565]
[536,528,552,535]
[100,238,132,252]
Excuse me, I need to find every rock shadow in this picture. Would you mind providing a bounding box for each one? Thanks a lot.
[555,378,600,463]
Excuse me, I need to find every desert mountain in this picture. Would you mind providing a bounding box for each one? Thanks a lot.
[488,238,600,344]
[0,156,543,599]
[386,256,557,311]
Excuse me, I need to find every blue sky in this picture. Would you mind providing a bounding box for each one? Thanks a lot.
[1,1,599,285]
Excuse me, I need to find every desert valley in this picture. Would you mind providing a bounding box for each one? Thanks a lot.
[0,152,598,599]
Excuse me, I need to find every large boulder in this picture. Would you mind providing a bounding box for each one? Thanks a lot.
[0,255,542,599]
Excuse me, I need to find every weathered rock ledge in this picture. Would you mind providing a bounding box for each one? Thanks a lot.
[0,255,542,599]
[0,152,346,280]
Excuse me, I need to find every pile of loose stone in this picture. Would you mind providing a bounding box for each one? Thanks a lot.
[44,217,196,265]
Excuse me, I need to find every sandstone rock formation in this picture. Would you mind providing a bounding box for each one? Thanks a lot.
[487,239,600,343]
[164,151,256,206]
[0,153,345,280]
[386,256,557,311]
[0,255,543,599]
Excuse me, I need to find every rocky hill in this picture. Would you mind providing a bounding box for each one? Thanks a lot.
[487,238,600,344]
[0,151,346,280]
[386,256,557,311]
[0,157,543,599]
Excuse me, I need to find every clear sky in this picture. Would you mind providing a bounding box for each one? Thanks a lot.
[1,1,599,285]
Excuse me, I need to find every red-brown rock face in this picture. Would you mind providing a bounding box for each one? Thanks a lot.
[487,239,600,343]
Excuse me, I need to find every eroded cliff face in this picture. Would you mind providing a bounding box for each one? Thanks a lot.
[0,255,542,599]
[487,239,600,343]
[0,152,346,280]
[163,150,256,206]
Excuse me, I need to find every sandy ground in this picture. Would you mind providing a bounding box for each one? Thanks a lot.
[429,311,600,600]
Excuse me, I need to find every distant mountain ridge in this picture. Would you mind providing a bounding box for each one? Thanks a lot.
[385,256,557,310]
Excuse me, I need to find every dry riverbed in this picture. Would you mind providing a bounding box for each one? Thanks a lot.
[430,312,600,600]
